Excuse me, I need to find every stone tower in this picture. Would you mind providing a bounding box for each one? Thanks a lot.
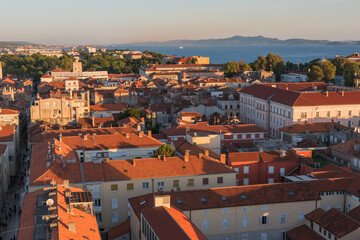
[0,62,2,80]
[72,56,82,73]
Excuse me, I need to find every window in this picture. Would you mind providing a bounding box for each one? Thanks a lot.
[222,208,230,214]
[46,102,50,108]
[203,178,209,185]
[316,111,319,118]
[188,179,194,186]
[202,209,209,215]
[242,217,248,227]
[299,212,305,222]
[111,184,118,192]
[337,111,341,117]
[280,214,286,224]
[112,212,119,223]
[301,112,307,119]
[53,110,57,115]
[234,168,239,173]
[242,206,249,212]
[261,232,267,240]
[173,180,179,187]
[95,213,102,223]
[243,166,249,174]
[158,181,164,188]
[111,198,118,209]
[348,121,352,127]
[268,178,274,184]
[53,102,57,108]
[280,168,285,177]
[281,232,286,240]
[202,220,209,231]
[319,226,322,233]
[261,214,269,225]
[327,111,330,117]
[127,183,134,190]
[222,219,229,229]
[243,178,249,185]
[242,234,248,240]
[217,177,223,184]
[268,166,274,174]
[94,199,101,207]
[349,110,352,116]
[142,182,149,189]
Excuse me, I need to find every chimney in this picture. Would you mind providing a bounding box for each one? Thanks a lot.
[59,133,62,142]
[132,159,136,166]
[148,130,152,138]
[184,150,190,162]
[126,133,130,138]
[137,123,141,131]
[199,153,204,159]
[92,117,95,127]
[84,134,88,140]
[63,180,69,189]
[68,222,76,233]
[67,205,74,215]
[204,149,209,157]
[220,154,226,165]
[154,195,170,209]
[162,155,166,161]
[65,189,71,198]
[325,91,329,97]
[139,131,144,137]
[304,120,308,124]
[157,155,161,160]
[341,90,344,96]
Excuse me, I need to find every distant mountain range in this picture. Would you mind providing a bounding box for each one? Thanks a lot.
[0,41,37,48]
[125,35,360,46]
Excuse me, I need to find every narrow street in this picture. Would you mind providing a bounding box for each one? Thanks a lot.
[0,109,31,240]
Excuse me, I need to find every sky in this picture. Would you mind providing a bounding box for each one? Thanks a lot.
[0,0,359,45]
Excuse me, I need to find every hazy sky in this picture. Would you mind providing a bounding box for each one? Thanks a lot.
[0,0,359,45]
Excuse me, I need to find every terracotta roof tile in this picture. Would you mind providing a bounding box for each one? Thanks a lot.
[279,122,348,134]
[306,208,360,237]
[108,220,130,240]
[286,225,325,240]
[130,182,320,218]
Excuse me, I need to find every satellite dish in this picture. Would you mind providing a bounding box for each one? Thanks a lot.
[46,199,54,207]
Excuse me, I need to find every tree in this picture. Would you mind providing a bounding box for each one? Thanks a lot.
[238,60,252,72]
[154,144,175,157]
[307,65,324,82]
[343,61,360,87]
[251,55,267,71]
[320,60,336,82]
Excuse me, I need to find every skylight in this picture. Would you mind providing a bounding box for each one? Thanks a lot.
[177,199,183,204]
[241,194,247,199]
[289,191,295,196]
[222,196,227,201]
[201,197,206,203]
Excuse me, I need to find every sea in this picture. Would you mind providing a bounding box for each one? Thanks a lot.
[110,45,360,64]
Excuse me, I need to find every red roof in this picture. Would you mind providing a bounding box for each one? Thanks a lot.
[286,225,325,240]
[141,206,207,240]
[108,220,130,240]
[90,103,127,112]
[279,122,348,134]
[162,122,266,136]
[0,125,15,142]
[306,208,360,237]
[41,74,52,78]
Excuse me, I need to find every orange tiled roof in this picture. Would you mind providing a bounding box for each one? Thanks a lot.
[108,220,130,240]
[330,139,360,158]
[82,155,235,182]
[0,125,15,142]
[229,150,307,165]
[286,225,325,240]
[305,208,360,238]
[90,103,127,112]
[130,182,320,218]
[141,206,207,240]
[162,122,266,136]
[61,132,162,150]
[279,122,348,134]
